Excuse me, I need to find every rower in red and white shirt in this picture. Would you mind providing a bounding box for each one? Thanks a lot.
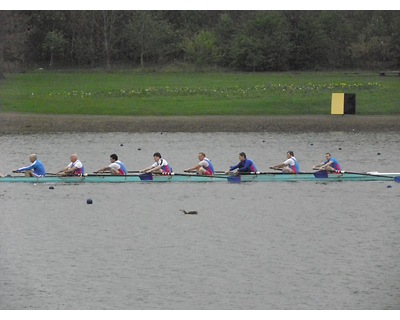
[141,152,172,174]
[58,153,84,176]
[95,153,127,175]
[185,152,215,176]
[271,151,300,174]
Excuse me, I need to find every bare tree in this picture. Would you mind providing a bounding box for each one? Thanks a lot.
[0,11,28,76]
[92,11,121,70]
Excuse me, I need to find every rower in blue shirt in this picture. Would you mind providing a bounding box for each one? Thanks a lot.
[227,152,257,174]
[13,154,46,177]
[313,152,341,172]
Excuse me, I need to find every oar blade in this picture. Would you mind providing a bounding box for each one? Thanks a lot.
[227,175,241,183]
[313,170,328,179]
[139,173,153,181]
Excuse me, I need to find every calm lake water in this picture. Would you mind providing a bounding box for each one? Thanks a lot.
[1,132,399,309]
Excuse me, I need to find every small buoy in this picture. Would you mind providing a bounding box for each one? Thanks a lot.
[49,186,54,190]
[138,148,141,150]
[262,140,265,143]
[120,143,124,146]
[87,199,93,204]
[387,185,392,188]
[338,147,342,150]
[310,143,313,146]
[377,152,381,155]
[160,132,163,135]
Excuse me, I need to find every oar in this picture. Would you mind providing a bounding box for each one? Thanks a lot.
[173,172,230,178]
[46,172,87,178]
[178,172,241,183]
[139,172,154,181]
[232,171,265,175]
[127,170,225,173]
[313,170,329,178]
[138,172,178,181]
[47,172,81,177]
[139,172,241,183]
[1,172,15,178]
[11,171,53,178]
[88,173,143,178]
[267,169,329,179]
[340,170,400,182]
[132,170,227,174]
[91,171,146,177]
[139,172,179,181]
[238,171,330,176]
[184,170,226,174]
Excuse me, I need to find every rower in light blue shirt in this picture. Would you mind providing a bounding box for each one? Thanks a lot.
[313,152,342,172]
[13,154,46,177]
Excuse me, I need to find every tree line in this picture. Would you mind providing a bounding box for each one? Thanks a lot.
[1,10,400,74]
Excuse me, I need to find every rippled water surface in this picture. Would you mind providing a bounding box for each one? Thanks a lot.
[1,132,400,309]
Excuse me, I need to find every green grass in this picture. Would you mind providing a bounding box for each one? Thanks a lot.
[1,70,399,115]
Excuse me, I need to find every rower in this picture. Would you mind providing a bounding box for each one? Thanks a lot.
[313,153,341,172]
[12,153,46,177]
[95,153,127,175]
[185,152,215,176]
[226,152,257,174]
[271,151,300,174]
[57,153,84,176]
[140,152,172,174]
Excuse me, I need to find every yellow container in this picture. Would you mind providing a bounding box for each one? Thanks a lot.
[331,93,345,114]
[331,93,356,115]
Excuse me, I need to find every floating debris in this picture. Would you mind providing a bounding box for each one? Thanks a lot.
[180,209,198,215]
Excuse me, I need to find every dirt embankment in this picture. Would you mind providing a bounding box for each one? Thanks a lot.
[1,113,399,133]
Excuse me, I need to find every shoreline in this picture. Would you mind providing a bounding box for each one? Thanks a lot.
[1,113,400,133]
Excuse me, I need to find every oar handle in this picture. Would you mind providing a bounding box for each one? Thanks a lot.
[184,170,226,174]
[230,171,258,175]
[46,172,62,176]
[173,173,229,179]
[269,166,283,171]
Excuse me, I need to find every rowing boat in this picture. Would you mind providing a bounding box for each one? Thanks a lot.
[0,172,399,183]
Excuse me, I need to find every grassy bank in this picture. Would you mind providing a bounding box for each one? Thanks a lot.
[1,70,399,115]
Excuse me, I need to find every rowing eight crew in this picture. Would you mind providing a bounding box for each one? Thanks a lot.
[9,151,341,177]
